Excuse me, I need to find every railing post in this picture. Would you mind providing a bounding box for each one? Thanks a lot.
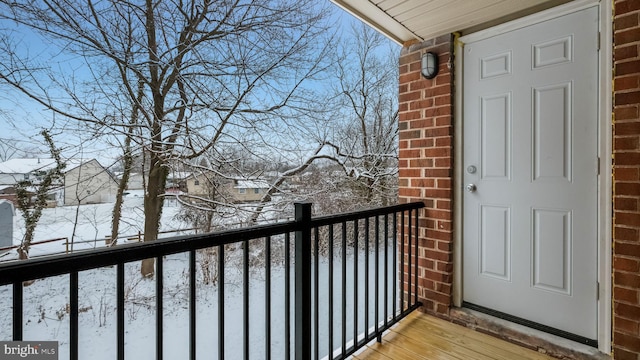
[294,202,312,360]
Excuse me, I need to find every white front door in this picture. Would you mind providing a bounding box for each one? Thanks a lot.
[462,6,599,341]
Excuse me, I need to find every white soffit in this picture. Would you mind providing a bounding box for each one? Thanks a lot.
[331,0,567,44]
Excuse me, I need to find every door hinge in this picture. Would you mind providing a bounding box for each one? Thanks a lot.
[597,282,600,300]
[597,157,600,175]
[597,32,601,51]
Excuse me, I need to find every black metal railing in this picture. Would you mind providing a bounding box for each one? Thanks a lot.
[0,201,424,360]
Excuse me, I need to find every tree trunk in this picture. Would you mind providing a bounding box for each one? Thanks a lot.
[141,154,168,277]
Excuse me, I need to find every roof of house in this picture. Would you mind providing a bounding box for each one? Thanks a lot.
[0,158,99,175]
[234,180,270,189]
[0,158,58,174]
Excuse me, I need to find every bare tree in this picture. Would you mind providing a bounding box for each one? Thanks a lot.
[0,0,333,276]
[327,23,399,209]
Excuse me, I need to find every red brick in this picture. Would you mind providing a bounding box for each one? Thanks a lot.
[410,99,434,111]
[615,44,639,61]
[399,51,420,64]
[399,149,421,158]
[615,331,640,352]
[435,116,452,126]
[616,212,640,226]
[615,91,640,106]
[614,346,640,360]
[616,0,640,16]
[410,159,434,168]
[615,286,640,303]
[615,197,639,211]
[616,182,640,195]
[615,316,640,334]
[616,61,640,77]
[423,289,451,305]
[616,256,640,272]
[615,106,639,120]
[399,110,422,121]
[616,271,640,288]
[615,152,640,165]
[424,148,451,158]
[614,239,640,258]
[615,27,640,45]
[411,178,435,188]
[615,136,640,150]
[616,226,639,241]
[616,302,640,320]
[425,84,452,98]
[424,127,452,137]
[410,118,434,129]
[399,72,422,85]
[435,137,452,147]
[616,75,640,91]
[616,12,640,30]
[615,167,640,181]
[399,168,421,178]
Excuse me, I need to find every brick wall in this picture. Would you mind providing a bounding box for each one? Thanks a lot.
[613,0,640,359]
[398,35,455,316]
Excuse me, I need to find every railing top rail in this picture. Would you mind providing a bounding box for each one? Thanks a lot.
[310,201,424,228]
[0,201,424,285]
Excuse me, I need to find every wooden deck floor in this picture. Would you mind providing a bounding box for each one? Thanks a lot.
[352,312,555,360]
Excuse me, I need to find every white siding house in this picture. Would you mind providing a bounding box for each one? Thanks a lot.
[63,159,118,205]
[0,158,118,206]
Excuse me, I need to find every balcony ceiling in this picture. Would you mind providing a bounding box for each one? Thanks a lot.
[331,0,572,44]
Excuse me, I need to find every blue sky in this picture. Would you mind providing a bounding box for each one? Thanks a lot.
[0,1,398,167]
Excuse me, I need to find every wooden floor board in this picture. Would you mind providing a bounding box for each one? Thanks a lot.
[355,312,555,360]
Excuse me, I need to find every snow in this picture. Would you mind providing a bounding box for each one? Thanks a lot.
[1,193,400,359]
[0,158,57,175]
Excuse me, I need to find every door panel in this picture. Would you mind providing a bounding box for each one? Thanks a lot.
[462,6,598,340]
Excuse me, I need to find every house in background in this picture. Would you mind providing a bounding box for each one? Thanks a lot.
[332,0,638,359]
[0,158,118,206]
[231,179,270,203]
[62,159,118,205]
[185,172,271,203]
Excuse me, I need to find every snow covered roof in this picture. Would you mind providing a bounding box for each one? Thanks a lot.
[234,179,270,189]
[0,158,57,174]
[0,158,96,175]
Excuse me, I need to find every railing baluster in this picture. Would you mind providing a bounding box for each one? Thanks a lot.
[70,271,78,360]
[375,215,380,342]
[353,219,358,349]
[189,250,196,360]
[392,213,397,320]
[265,236,271,360]
[364,217,370,341]
[244,240,250,360]
[341,221,346,358]
[400,210,405,314]
[218,246,225,360]
[284,233,291,360]
[328,225,334,359]
[414,209,420,306]
[12,281,22,341]
[156,257,163,360]
[383,214,389,332]
[294,203,312,360]
[408,210,412,308]
[117,263,124,360]
[313,227,319,360]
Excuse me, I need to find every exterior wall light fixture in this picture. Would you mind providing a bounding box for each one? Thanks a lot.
[421,52,439,79]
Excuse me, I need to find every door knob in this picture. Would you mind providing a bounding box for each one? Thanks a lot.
[466,184,477,193]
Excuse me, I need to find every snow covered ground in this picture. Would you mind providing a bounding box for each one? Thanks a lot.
[1,193,399,359]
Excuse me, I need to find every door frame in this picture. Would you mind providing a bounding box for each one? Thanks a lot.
[452,0,612,353]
